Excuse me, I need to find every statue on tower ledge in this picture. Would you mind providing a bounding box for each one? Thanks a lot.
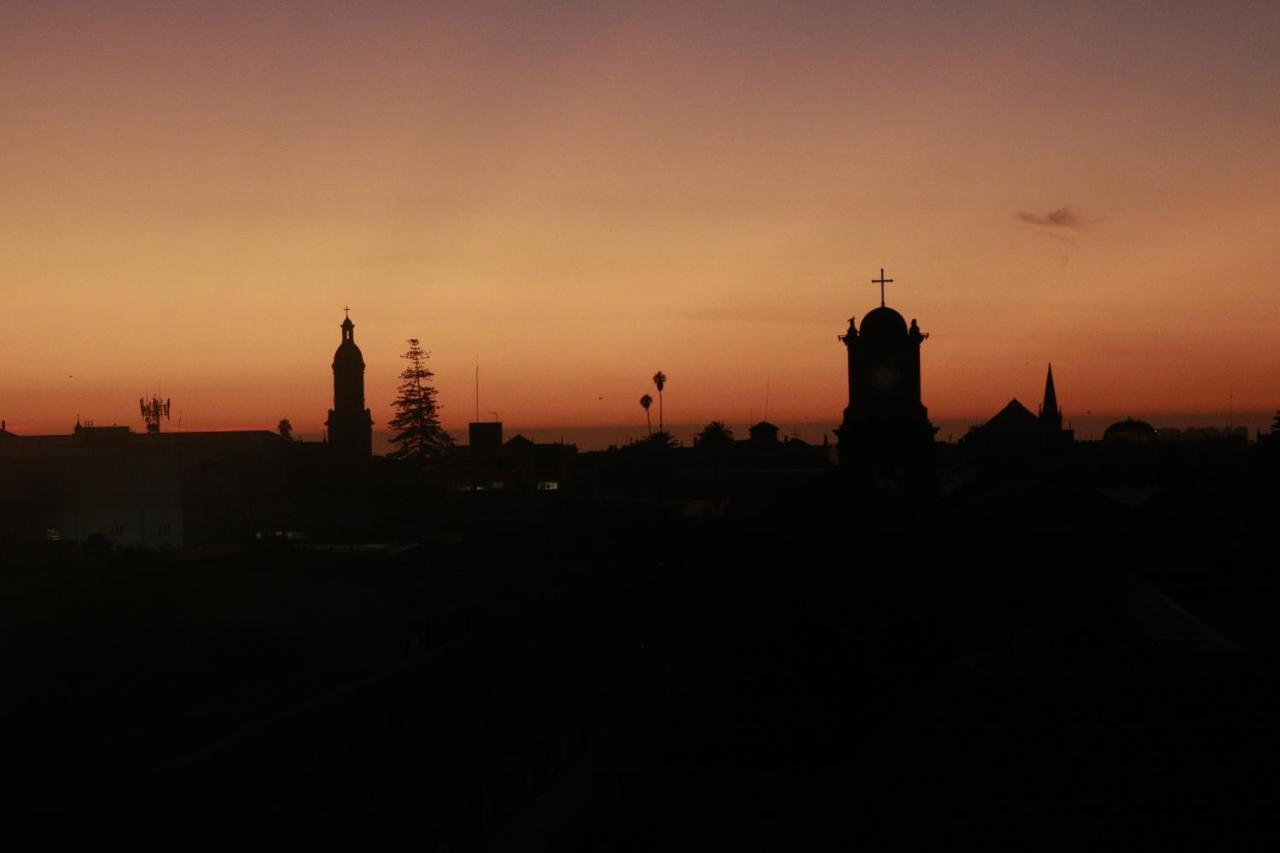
[836,269,937,495]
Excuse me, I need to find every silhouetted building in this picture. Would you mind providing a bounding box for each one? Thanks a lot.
[447,433,577,492]
[1103,419,1158,443]
[748,421,780,446]
[1157,425,1248,443]
[0,423,290,548]
[962,364,1074,451]
[469,421,504,449]
[836,274,936,487]
[326,311,373,461]
[1037,363,1074,444]
[969,398,1043,449]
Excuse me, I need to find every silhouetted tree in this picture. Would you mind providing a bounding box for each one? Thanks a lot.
[388,338,452,465]
[698,420,733,447]
[1273,409,1280,434]
[647,430,678,449]
[277,418,293,441]
[653,371,667,433]
[640,394,654,435]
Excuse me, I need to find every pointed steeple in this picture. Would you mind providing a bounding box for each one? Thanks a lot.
[1039,363,1062,430]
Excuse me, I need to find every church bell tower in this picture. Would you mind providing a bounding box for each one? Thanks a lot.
[837,269,936,489]
[326,308,373,460]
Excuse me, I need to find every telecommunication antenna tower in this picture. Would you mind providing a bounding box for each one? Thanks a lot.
[140,395,171,433]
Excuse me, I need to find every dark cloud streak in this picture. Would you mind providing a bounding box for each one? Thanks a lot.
[1017,206,1094,230]
[1018,206,1080,227]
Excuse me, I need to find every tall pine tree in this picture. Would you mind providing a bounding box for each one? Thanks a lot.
[388,338,452,464]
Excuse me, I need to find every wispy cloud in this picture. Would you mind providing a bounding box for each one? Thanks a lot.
[1018,204,1080,225]
[1017,205,1098,231]
[1016,205,1098,268]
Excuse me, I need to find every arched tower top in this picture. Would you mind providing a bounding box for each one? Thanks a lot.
[858,306,909,339]
[334,310,365,371]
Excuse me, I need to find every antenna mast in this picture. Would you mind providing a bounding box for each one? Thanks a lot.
[140,395,171,433]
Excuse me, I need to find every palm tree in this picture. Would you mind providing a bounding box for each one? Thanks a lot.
[640,394,654,435]
[698,420,733,447]
[652,371,667,433]
[647,430,678,449]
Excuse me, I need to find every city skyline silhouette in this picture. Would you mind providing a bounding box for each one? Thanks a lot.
[3,3,1279,848]
[4,298,1271,446]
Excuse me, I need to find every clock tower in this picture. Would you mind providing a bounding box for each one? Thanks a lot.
[837,269,936,488]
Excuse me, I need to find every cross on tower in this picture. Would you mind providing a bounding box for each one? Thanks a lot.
[872,268,893,308]
[344,305,351,319]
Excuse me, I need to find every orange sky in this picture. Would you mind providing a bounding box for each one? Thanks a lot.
[3,2,1278,437]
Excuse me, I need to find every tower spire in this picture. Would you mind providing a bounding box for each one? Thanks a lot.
[1040,363,1061,428]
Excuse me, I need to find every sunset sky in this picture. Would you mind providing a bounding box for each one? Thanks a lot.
[4,1,1278,439]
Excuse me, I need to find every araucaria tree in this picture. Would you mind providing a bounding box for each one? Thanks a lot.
[388,338,452,464]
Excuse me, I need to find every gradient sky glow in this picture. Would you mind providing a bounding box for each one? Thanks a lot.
[3,1,1279,437]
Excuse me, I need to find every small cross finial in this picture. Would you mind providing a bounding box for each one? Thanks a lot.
[872,268,893,308]
[344,305,351,319]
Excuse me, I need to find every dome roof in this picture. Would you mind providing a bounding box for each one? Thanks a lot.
[333,315,365,369]
[333,339,365,369]
[1103,419,1157,443]
[859,306,908,338]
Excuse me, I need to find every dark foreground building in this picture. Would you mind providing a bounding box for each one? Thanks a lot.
[447,421,578,493]
[0,313,381,549]
[0,422,289,548]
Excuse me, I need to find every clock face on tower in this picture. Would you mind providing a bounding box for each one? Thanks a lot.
[871,361,900,392]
